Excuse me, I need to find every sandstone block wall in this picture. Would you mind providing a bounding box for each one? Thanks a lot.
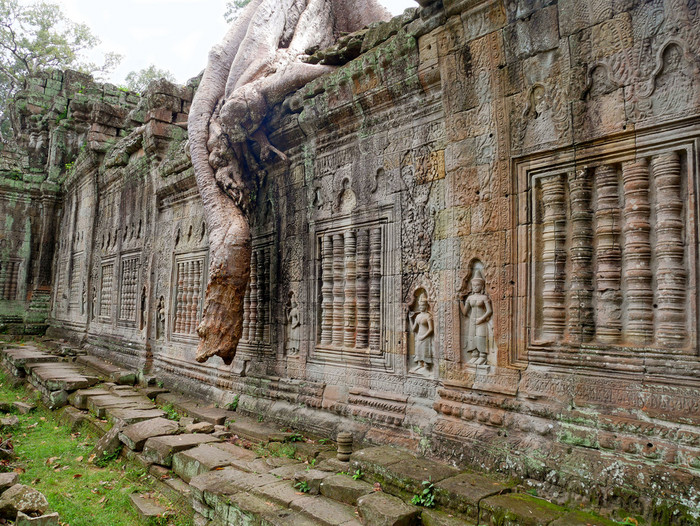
[2,0,700,518]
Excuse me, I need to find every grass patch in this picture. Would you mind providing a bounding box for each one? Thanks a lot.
[0,371,192,526]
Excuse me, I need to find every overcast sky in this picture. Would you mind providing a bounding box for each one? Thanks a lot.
[46,0,418,86]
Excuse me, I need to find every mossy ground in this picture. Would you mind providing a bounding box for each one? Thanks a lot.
[0,372,193,526]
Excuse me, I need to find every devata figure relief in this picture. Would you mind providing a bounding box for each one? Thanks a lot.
[460,267,495,366]
[408,290,434,373]
[188,0,391,364]
[286,292,300,356]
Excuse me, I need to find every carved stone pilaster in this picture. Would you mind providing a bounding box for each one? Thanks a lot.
[567,169,594,342]
[652,152,687,347]
[594,164,622,343]
[622,159,653,344]
[540,174,567,341]
[256,250,265,342]
[248,251,258,340]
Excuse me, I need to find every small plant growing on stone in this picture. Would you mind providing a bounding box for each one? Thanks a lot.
[294,480,310,493]
[288,432,304,442]
[352,469,363,480]
[226,395,239,411]
[162,402,180,421]
[318,438,330,444]
[411,479,436,508]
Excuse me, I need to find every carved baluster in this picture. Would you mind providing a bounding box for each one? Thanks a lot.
[369,227,382,351]
[594,164,622,343]
[540,174,567,340]
[242,280,251,342]
[191,259,202,333]
[652,152,686,346]
[249,250,258,342]
[175,262,185,333]
[356,229,370,349]
[321,235,334,344]
[567,169,594,342]
[333,233,345,346]
[263,247,271,343]
[622,159,654,344]
[184,261,193,333]
[256,250,265,342]
[344,230,357,348]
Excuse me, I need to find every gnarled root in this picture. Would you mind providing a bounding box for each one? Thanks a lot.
[196,212,251,364]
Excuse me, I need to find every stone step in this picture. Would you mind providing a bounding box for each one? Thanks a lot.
[225,413,291,443]
[172,443,240,483]
[129,494,168,520]
[479,493,567,526]
[357,492,420,526]
[76,355,136,385]
[86,394,154,418]
[119,417,179,451]
[68,388,112,410]
[105,407,167,425]
[155,392,235,425]
[142,434,220,467]
[434,471,515,520]
[319,474,374,506]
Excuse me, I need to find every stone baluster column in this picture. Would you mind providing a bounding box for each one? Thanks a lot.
[321,234,334,344]
[248,250,258,342]
[332,233,345,346]
[369,228,382,351]
[344,230,357,348]
[242,282,251,342]
[622,159,654,344]
[652,152,687,346]
[191,260,202,333]
[262,247,271,343]
[256,250,265,342]
[175,262,185,333]
[540,174,567,341]
[567,169,594,342]
[594,164,622,343]
[356,229,370,349]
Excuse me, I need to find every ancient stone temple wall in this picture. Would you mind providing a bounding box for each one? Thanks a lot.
[5,0,700,517]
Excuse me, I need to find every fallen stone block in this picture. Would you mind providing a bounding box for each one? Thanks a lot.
[357,492,421,526]
[0,472,18,493]
[0,416,19,428]
[119,417,179,451]
[186,422,215,434]
[293,469,330,495]
[91,424,124,464]
[378,457,460,496]
[0,485,49,519]
[16,511,60,525]
[290,494,360,525]
[142,434,219,467]
[129,494,167,520]
[12,402,35,414]
[106,407,166,425]
[67,389,111,410]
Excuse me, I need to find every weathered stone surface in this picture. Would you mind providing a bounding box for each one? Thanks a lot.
[479,494,565,526]
[0,473,19,493]
[294,469,331,495]
[0,415,19,428]
[549,512,619,526]
[119,417,179,451]
[68,389,111,410]
[142,434,218,467]
[106,407,166,425]
[0,485,49,519]
[90,424,124,463]
[319,474,373,505]
[186,422,215,434]
[129,494,167,519]
[172,444,236,482]
[12,402,35,414]
[421,509,476,526]
[290,494,360,526]
[357,492,421,526]
[378,457,460,495]
[434,472,513,517]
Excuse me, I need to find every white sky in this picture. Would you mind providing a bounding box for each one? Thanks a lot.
[42,0,418,86]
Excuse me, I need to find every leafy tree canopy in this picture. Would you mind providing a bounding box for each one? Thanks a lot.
[124,64,176,95]
[224,0,252,23]
[0,0,122,141]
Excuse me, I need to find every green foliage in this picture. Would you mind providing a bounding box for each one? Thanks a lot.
[0,0,122,141]
[226,394,239,411]
[93,448,120,467]
[318,438,330,444]
[124,64,176,94]
[294,480,310,493]
[257,414,264,423]
[288,432,304,442]
[224,0,253,23]
[162,402,181,421]
[411,479,436,508]
[352,469,363,481]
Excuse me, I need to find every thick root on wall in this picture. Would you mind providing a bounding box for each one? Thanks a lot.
[189,0,392,363]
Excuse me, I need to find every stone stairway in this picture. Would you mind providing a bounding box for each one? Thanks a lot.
[0,341,623,526]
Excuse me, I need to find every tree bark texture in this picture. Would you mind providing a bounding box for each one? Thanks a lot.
[189,0,391,364]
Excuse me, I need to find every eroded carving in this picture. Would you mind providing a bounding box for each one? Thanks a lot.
[408,289,434,374]
[459,265,495,366]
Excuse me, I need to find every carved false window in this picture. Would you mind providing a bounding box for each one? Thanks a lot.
[240,238,273,349]
[515,136,697,366]
[0,260,21,300]
[99,261,114,320]
[316,224,384,353]
[118,255,140,325]
[171,252,207,339]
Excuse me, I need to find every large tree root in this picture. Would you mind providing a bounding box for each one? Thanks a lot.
[189,0,392,364]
